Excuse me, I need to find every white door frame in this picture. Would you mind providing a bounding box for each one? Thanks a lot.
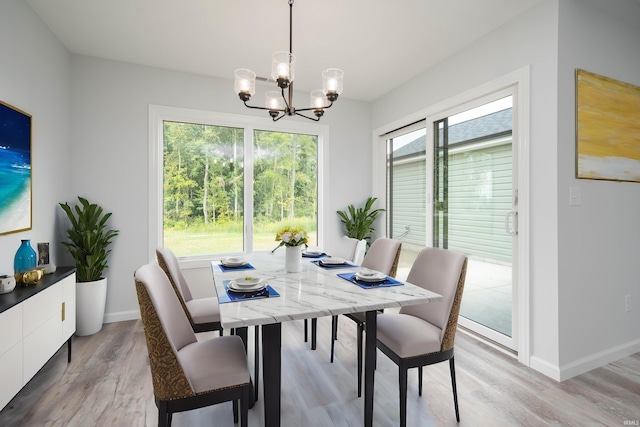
[372,67,530,366]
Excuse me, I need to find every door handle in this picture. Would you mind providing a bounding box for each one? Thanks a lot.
[505,211,518,235]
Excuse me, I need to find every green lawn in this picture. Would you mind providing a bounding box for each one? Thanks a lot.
[164,228,318,257]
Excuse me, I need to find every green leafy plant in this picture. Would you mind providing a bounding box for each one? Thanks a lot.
[59,196,119,282]
[337,197,385,244]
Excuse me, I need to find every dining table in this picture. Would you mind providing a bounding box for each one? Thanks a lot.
[210,250,442,427]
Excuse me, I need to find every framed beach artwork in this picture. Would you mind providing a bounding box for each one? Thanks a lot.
[576,69,640,182]
[0,100,32,235]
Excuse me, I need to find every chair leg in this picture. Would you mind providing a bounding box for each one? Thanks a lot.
[399,367,408,427]
[304,319,308,342]
[330,315,337,363]
[357,322,363,397]
[449,357,460,422]
[158,400,169,427]
[241,385,250,427]
[254,325,260,402]
[233,399,239,424]
[418,366,423,396]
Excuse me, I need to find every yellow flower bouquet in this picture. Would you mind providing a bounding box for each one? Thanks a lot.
[275,226,308,248]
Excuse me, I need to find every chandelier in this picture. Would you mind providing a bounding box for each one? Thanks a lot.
[234,0,343,122]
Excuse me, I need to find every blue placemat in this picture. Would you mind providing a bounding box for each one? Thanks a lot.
[312,260,357,269]
[302,251,327,258]
[216,263,256,272]
[337,272,404,289]
[219,280,280,303]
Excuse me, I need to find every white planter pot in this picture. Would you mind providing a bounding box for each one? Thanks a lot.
[75,277,107,336]
[285,246,302,272]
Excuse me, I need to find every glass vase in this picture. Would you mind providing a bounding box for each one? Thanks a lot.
[285,245,302,273]
[14,239,37,274]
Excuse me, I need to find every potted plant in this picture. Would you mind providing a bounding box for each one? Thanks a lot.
[59,196,119,336]
[337,197,385,247]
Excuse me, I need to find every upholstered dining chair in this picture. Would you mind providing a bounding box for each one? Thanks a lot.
[156,247,222,334]
[156,247,261,403]
[134,263,250,427]
[304,235,366,348]
[329,237,402,397]
[331,235,367,265]
[376,247,468,426]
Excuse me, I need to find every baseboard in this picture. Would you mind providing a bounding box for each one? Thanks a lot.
[104,309,140,324]
[529,338,640,382]
[557,338,640,381]
[529,356,562,381]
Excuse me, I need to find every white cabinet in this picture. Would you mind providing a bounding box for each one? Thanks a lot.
[0,305,23,411]
[0,268,76,411]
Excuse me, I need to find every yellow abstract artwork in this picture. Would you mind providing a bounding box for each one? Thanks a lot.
[576,69,640,182]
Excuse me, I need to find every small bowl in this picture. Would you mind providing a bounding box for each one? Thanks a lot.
[0,275,16,294]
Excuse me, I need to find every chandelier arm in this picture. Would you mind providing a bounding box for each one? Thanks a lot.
[294,101,334,113]
[272,114,286,122]
[242,100,285,113]
[294,111,321,122]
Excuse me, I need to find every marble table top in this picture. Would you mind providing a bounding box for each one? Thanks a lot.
[210,251,442,329]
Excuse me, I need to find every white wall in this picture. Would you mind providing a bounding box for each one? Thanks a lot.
[69,56,372,321]
[556,0,640,378]
[0,2,71,275]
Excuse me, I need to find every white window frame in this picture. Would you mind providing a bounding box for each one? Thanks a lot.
[148,105,329,267]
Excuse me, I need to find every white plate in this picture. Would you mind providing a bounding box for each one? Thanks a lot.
[355,270,387,282]
[228,282,267,293]
[232,276,264,287]
[319,257,347,265]
[221,257,247,267]
[303,250,324,257]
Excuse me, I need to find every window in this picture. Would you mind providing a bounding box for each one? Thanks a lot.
[149,106,327,260]
[253,130,318,251]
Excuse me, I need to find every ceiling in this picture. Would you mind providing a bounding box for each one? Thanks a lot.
[25,0,544,102]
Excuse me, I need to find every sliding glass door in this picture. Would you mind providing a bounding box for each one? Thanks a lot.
[432,94,517,349]
[386,91,518,351]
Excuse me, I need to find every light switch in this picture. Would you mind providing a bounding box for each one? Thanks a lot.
[569,186,582,206]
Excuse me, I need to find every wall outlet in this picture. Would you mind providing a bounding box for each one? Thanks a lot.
[569,186,582,206]
[625,295,632,312]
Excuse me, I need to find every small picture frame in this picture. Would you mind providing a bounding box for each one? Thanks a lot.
[37,242,50,266]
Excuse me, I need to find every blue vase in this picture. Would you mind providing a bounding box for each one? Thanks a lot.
[14,239,37,274]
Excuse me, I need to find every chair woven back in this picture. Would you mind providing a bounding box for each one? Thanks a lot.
[440,258,467,352]
[400,248,467,345]
[134,264,196,401]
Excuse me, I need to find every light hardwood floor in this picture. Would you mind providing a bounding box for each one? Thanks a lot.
[1,316,639,426]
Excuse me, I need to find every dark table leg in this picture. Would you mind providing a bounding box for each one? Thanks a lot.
[311,318,317,350]
[364,310,377,427]
[262,322,282,427]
